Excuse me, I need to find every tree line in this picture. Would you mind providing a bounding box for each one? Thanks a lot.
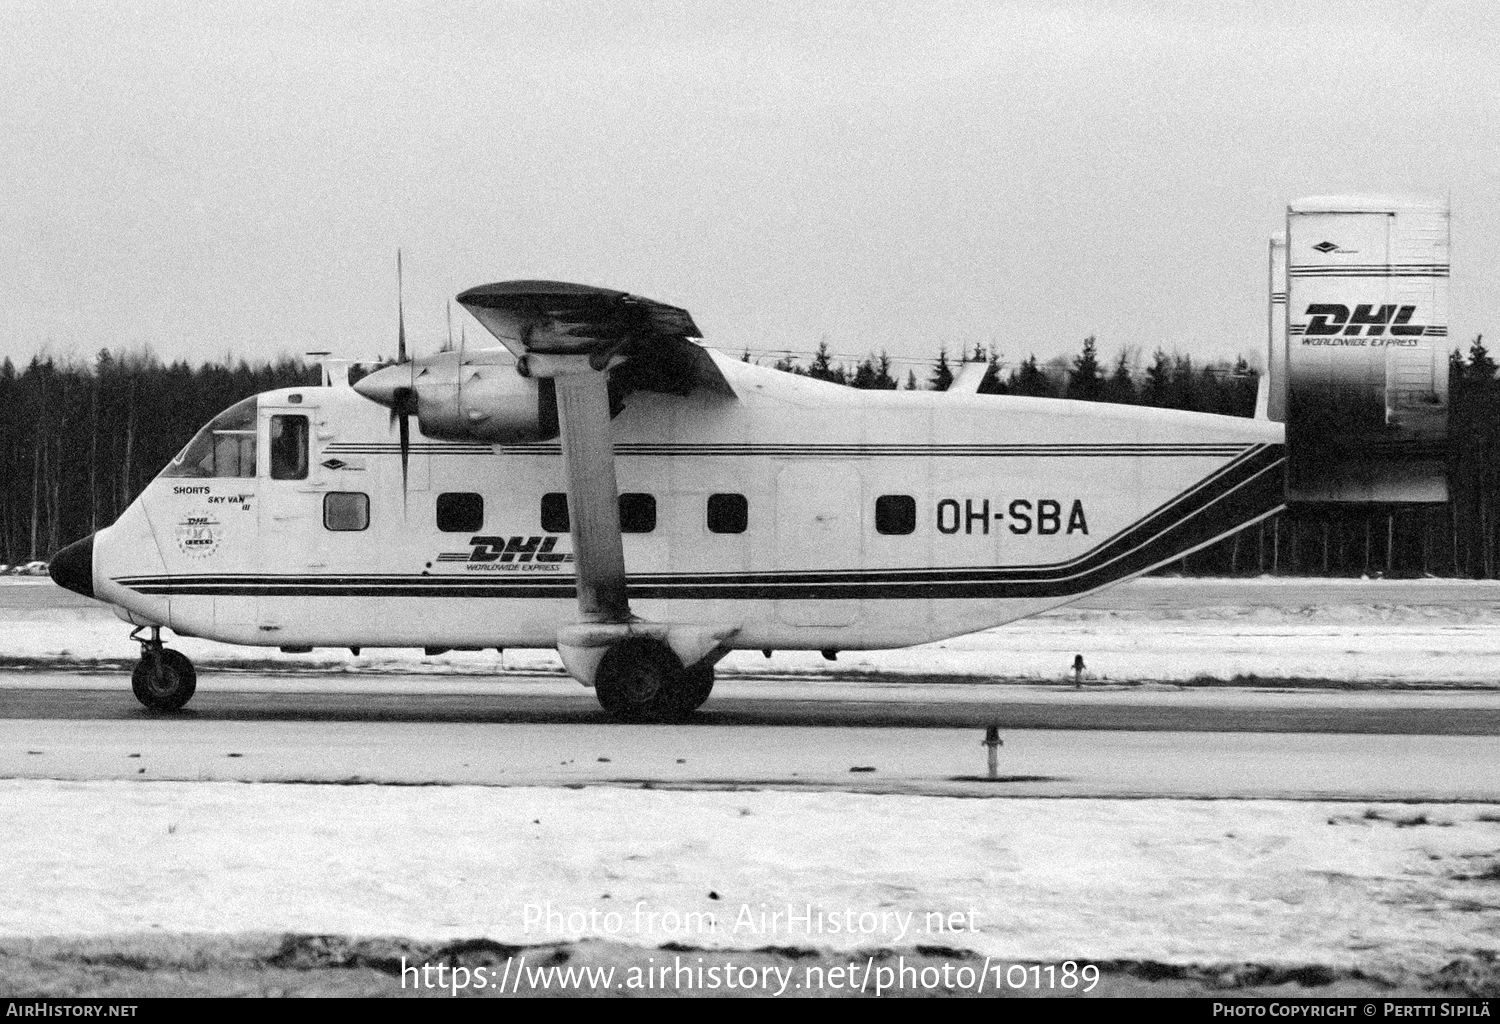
[0,351,316,564]
[4,336,1499,579]
[755,336,1258,415]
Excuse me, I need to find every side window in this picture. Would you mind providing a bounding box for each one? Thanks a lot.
[619,493,656,533]
[875,494,916,535]
[324,492,369,531]
[541,492,656,533]
[541,492,570,533]
[270,415,309,480]
[707,493,748,534]
[437,492,483,533]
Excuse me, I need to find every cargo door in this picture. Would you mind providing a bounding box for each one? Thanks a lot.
[774,462,862,626]
[257,399,326,635]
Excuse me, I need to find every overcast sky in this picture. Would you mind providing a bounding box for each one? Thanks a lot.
[3,1,1496,375]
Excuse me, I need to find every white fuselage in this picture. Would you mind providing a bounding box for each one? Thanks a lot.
[90,354,1286,664]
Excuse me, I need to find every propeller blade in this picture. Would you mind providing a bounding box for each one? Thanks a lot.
[398,403,410,500]
[457,317,466,412]
[397,250,407,365]
[389,383,416,508]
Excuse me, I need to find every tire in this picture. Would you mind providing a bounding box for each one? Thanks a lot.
[131,648,197,712]
[671,664,715,715]
[594,637,683,721]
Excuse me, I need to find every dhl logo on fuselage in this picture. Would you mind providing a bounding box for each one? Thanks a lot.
[434,535,576,569]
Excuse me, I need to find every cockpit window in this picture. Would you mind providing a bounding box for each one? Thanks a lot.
[160,398,258,478]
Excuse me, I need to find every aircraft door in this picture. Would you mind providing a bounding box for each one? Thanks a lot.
[774,462,862,627]
[256,401,326,635]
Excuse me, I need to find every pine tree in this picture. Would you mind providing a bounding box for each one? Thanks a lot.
[1141,349,1171,406]
[1466,335,1496,385]
[807,340,846,384]
[1066,335,1103,401]
[1102,348,1136,405]
[979,349,1005,395]
[1008,355,1056,398]
[1169,354,1197,411]
[929,345,953,392]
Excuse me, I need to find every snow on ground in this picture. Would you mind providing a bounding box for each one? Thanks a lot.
[3,780,1498,973]
[12,577,1500,685]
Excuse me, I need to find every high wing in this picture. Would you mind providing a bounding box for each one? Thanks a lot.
[456,280,734,399]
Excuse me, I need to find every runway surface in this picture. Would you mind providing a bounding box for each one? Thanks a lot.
[4,672,1500,801]
[5,671,1500,731]
[5,574,1500,800]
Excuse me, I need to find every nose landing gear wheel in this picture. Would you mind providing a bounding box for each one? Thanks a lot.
[131,647,197,712]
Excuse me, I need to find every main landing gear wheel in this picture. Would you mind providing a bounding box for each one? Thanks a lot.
[129,629,197,712]
[594,637,682,721]
[593,637,716,722]
[673,664,715,715]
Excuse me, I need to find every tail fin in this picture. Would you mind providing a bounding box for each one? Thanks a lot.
[1270,196,1450,503]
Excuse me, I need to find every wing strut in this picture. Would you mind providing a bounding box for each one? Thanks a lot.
[547,359,630,622]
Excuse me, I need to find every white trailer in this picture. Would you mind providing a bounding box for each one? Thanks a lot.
[1283,196,1449,503]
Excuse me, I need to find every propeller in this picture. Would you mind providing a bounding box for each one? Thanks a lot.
[392,251,416,504]
[397,250,407,364]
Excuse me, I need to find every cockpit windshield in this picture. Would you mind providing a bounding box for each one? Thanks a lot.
[160,397,258,478]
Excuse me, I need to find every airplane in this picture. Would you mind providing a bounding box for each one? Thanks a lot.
[46,233,1443,720]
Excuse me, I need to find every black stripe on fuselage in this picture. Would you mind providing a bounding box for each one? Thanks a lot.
[323,442,1251,458]
[115,445,1286,602]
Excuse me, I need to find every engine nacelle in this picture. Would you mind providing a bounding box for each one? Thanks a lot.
[419,350,558,443]
[354,349,558,444]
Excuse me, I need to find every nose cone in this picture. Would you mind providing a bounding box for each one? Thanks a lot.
[353,363,410,408]
[49,533,95,599]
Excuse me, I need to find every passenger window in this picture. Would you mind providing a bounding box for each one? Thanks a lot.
[707,493,748,534]
[270,415,309,480]
[324,492,369,531]
[161,397,257,478]
[619,493,656,533]
[541,492,570,533]
[540,492,657,533]
[875,494,916,535]
[437,492,483,533]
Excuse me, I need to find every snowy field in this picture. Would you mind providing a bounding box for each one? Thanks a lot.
[4,781,1499,978]
[9,576,1500,686]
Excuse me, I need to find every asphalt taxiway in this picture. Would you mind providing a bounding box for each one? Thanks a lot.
[3,672,1499,801]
